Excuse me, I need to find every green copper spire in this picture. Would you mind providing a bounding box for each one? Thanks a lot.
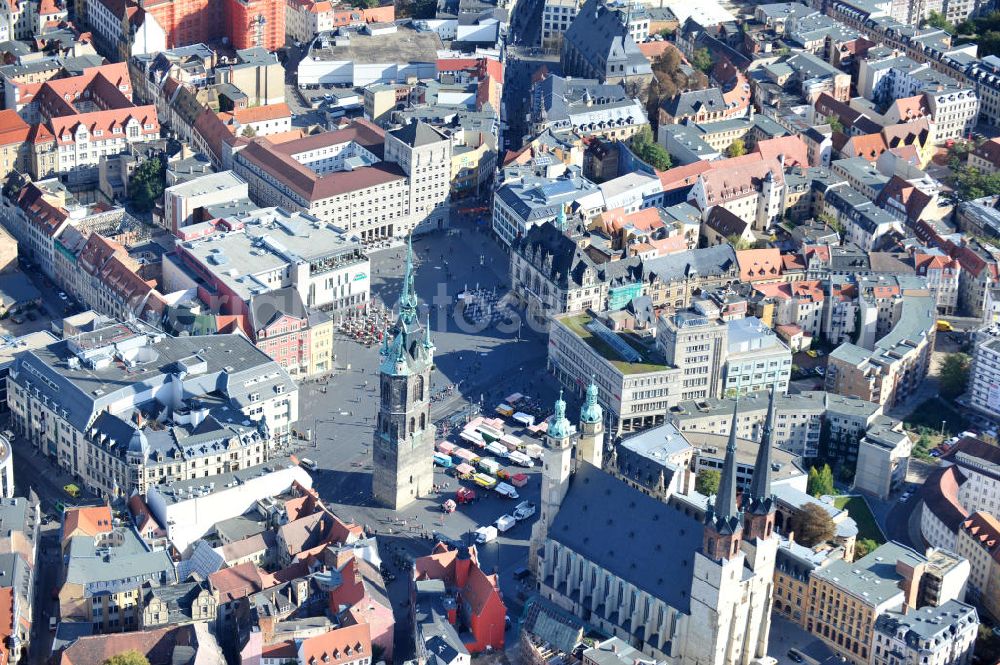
[555,204,566,231]
[548,389,571,440]
[399,233,418,325]
[580,377,602,424]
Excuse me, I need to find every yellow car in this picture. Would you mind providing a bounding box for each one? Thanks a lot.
[936,320,953,332]
[63,484,80,498]
[806,350,818,358]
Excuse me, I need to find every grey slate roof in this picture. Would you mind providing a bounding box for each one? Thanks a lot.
[11,323,295,434]
[562,0,652,79]
[661,88,727,119]
[812,541,925,606]
[642,244,738,284]
[513,222,642,290]
[874,599,978,645]
[65,528,175,591]
[389,121,449,147]
[547,462,703,613]
[249,287,308,331]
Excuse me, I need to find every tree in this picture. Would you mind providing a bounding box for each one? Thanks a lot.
[691,48,713,73]
[807,464,834,497]
[104,652,151,665]
[726,139,746,158]
[793,502,836,547]
[976,624,1000,665]
[128,157,166,213]
[951,165,1000,201]
[807,466,820,495]
[726,234,751,250]
[939,352,971,398]
[241,125,257,137]
[825,115,844,134]
[854,538,879,561]
[924,10,954,31]
[630,125,672,170]
[695,469,721,496]
[646,47,708,131]
[816,212,844,236]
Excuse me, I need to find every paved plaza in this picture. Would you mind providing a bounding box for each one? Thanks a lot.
[287,214,577,656]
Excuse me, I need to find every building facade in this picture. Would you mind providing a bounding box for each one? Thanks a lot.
[7,322,298,498]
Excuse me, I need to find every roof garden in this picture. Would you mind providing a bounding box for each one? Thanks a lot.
[560,313,670,374]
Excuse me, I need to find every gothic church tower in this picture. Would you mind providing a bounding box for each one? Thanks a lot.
[529,391,573,573]
[372,236,435,510]
[576,378,603,469]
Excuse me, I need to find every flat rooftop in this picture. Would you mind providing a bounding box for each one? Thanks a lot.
[165,171,245,198]
[620,421,692,463]
[309,27,442,64]
[155,457,308,508]
[181,208,366,300]
[684,430,803,481]
[559,313,670,375]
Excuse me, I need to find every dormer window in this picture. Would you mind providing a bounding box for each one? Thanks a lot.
[94,130,103,137]
[113,127,122,134]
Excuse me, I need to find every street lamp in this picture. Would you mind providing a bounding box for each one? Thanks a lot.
[940,420,947,438]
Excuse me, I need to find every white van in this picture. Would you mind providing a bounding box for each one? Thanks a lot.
[512,412,535,427]
[475,525,498,543]
[495,514,517,532]
[495,482,519,499]
[300,458,318,471]
[486,442,509,458]
[508,451,533,467]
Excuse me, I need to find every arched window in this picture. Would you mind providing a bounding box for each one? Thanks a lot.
[415,375,425,400]
[409,417,415,435]
[420,413,426,431]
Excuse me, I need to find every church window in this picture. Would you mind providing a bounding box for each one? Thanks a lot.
[416,375,424,399]
[409,417,415,435]
[420,414,425,430]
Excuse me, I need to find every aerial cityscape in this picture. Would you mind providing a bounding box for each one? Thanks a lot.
[0,0,997,662]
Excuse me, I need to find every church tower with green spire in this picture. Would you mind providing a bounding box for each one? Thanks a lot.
[576,378,604,469]
[529,390,575,573]
[372,235,435,510]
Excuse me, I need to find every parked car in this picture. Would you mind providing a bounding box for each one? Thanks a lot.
[787,650,803,663]
[494,514,516,533]
[495,482,519,499]
[513,501,536,521]
[475,525,498,544]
